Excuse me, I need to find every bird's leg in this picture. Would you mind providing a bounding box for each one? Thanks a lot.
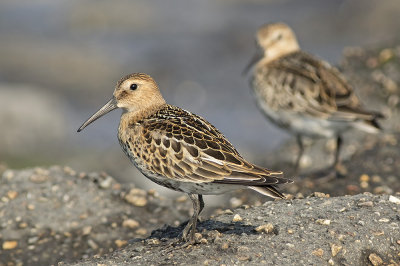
[333,135,347,177]
[334,135,342,167]
[294,135,304,174]
[198,194,204,215]
[181,193,200,243]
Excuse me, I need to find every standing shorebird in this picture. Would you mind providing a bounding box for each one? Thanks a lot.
[78,73,292,244]
[244,22,383,173]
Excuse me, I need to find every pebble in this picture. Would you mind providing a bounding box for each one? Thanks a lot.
[175,195,187,203]
[232,214,243,222]
[194,233,203,242]
[114,239,127,248]
[27,204,36,210]
[389,195,400,204]
[220,242,229,250]
[359,174,370,182]
[28,236,39,244]
[124,188,147,207]
[316,219,331,225]
[357,201,374,207]
[87,239,98,250]
[7,190,18,200]
[331,244,342,257]
[255,223,274,234]
[368,253,383,266]
[223,209,233,215]
[122,219,140,229]
[135,228,147,236]
[99,176,113,189]
[82,226,92,235]
[312,192,330,198]
[146,238,160,245]
[2,240,18,250]
[312,248,324,257]
[378,218,390,223]
[3,170,14,180]
[30,174,48,183]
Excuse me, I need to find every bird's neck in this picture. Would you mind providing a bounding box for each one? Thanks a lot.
[120,103,167,127]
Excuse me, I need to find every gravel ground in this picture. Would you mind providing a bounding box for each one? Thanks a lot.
[0,166,193,265]
[70,193,400,266]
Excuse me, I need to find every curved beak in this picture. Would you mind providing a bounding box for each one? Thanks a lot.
[77,98,118,132]
[242,48,264,76]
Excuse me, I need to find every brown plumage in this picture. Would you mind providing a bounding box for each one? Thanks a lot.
[245,22,383,173]
[78,73,292,243]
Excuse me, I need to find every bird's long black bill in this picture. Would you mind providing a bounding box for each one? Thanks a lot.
[242,49,264,76]
[77,98,118,132]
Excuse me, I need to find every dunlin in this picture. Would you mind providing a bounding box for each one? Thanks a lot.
[78,73,292,244]
[244,22,383,173]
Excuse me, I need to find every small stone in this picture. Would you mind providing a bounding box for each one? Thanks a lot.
[175,195,187,202]
[200,238,208,244]
[135,228,147,235]
[378,218,390,223]
[295,193,304,199]
[18,222,28,229]
[368,253,383,266]
[312,192,330,198]
[372,231,384,236]
[220,242,229,250]
[124,188,147,207]
[2,241,18,250]
[232,214,243,222]
[397,240,400,245]
[63,166,76,176]
[224,209,233,214]
[27,204,35,210]
[87,239,98,250]
[7,190,18,200]
[312,248,324,257]
[287,229,294,234]
[146,238,160,245]
[371,175,382,183]
[255,223,274,234]
[28,236,39,244]
[30,174,48,183]
[389,195,400,204]
[359,174,370,182]
[3,170,14,180]
[194,233,203,242]
[360,181,369,189]
[331,244,342,257]
[122,219,140,229]
[328,258,335,265]
[115,239,127,248]
[357,201,373,207]
[147,189,158,197]
[125,195,147,207]
[82,226,92,235]
[316,219,331,225]
[99,176,113,189]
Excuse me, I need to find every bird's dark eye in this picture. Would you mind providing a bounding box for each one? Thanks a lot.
[276,34,283,40]
[130,83,138,90]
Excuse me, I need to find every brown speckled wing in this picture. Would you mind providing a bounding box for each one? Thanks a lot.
[134,105,290,185]
[264,51,379,121]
